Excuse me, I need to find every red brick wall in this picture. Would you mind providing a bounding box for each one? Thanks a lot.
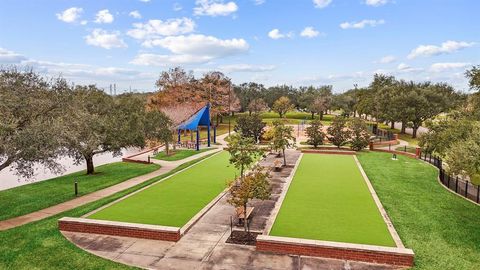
[371,148,417,158]
[59,219,181,242]
[256,240,414,267]
[121,158,152,164]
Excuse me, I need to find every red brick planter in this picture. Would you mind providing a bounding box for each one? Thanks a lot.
[256,235,414,267]
[59,217,181,242]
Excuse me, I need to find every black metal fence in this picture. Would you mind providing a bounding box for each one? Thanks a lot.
[367,123,395,141]
[420,153,480,204]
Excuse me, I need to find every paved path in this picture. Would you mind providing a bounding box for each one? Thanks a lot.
[63,149,397,270]
[0,134,229,231]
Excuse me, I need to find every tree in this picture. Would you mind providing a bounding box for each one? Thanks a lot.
[0,68,68,178]
[234,82,264,113]
[144,109,174,155]
[226,134,263,179]
[227,165,270,232]
[270,120,296,165]
[348,118,370,151]
[327,117,350,148]
[62,87,147,174]
[234,114,266,143]
[305,119,325,148]
[466,65,480,91]
[247,98,268,115]
[444,132,480,183]
[272,96,293,118]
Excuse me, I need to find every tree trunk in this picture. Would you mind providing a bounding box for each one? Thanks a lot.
[390,121,395,129]
[165,142,170,155]
[320,111,324,120]
[401,121,406,134]
[85,155,94,175]
[249,110,252,116]
[282,148,286,166]
[311,112,314,119]
[243,203,248,232]
[412,126,418,138]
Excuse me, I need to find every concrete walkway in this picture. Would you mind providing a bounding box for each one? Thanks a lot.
[0,133,229,231]
[63,149,398,270]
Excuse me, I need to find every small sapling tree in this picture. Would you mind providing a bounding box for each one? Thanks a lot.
[327,117,350,148]
[305,119,325,148]
[271,120,296,165]
[227,165,270,232]
[226,133,263,179]
[272,96,293,118]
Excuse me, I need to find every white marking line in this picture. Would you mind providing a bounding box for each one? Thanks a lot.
[353,155,405,248]
[264,153,303,235]
[82,150,223,218]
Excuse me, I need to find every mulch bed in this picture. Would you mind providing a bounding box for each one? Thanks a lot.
[226,230,262,246]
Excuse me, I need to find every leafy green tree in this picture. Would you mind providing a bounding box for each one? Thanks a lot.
[327,117,350,148]
[271,120,296,165]
[348,118,370,151]
[144,109,174,155]
[444,133,480,184]
[226,133,263,179]
[62,87,147,174]
[234,82,264,113]
[272,96,293,118]
[234,114,266,143]
[466,65,480,91]
[0,69,68,178]
[227,165,270,232]
[305,119,325,148]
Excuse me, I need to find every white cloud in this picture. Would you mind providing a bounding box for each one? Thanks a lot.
[85,29,127,49]
[268,29,293,39]
[94,9,114,24]
[300,27,321,38]
[365,0,388,7]
[219,64,275,73]
[127,18,195,40]
[194,0,238,17]
[173,3,183,11]
[132,34,249,66]
[340,19,385,29]
[313,0,332,8]
[56,7,83,23]
[253,0,266,5]
[408,40,475,59]
[397,63,423,73]
[0,48,27,63]
[430,62,470,73]
[377,55,396,64]
[129,10,142,19]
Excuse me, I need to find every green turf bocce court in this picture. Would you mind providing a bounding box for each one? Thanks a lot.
[88,151,237,227]
[269,153,396,247]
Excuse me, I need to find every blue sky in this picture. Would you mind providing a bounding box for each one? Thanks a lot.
[0,0,478,93]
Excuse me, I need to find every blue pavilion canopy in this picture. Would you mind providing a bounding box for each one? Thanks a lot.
[177,104,211,130]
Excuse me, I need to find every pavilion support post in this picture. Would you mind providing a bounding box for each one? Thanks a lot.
[213,126,217,143]
[196,128,200,151]
[177,130,181,144]
[207,124,211,147]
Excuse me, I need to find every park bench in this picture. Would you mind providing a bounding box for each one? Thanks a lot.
[236,206,254,225]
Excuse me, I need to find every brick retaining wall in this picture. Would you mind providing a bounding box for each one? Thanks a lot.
[256,235,414,267]
[58,217,181,242]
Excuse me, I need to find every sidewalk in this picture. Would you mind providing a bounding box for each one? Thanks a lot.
[0,133,229,231]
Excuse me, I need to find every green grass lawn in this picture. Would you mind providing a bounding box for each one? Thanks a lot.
[153,148,215,161]
[269,154,395,247]
[0,162,160,221]
[88,151,237,227]
[178,124,230,142]
[0,154,215,270]
[357,152,480,269]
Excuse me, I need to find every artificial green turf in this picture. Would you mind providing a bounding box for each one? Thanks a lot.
[153,148,214,161]
[0,153,215,270]
[0,162,160,221]
[269,153,396,247]
[357,151,480,269]
[88,151,237,227]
